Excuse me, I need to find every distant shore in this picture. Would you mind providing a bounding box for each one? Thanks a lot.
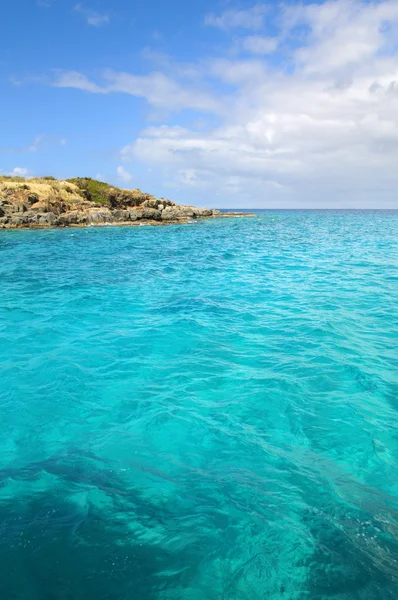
[0,176,254,229]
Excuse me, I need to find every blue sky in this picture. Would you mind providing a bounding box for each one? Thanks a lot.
[2,0,398,207]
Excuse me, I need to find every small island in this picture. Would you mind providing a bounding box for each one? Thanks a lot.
[0,176,252,229]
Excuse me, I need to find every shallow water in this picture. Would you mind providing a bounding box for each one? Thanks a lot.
[0,211,397,599]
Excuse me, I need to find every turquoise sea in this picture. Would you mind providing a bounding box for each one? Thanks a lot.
[0,210,397,599]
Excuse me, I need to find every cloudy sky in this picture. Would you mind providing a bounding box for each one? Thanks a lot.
[2,0,398,207]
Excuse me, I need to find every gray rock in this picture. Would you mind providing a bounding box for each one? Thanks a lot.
[192,208,212,217]
[212,209,222,215]
[38,212,57,226]
[161,206,194,220]
[158,204,164,211]
[129,209,139,221]
[58,212,79,226]
[11,215,25,226]
[112,209,130,221]
[87,211,113,224]
[142,198,158,209]
[141,207,161,221]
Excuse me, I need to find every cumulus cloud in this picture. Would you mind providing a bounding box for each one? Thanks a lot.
[116,165,133,184]
[50,0,398,206]
[74,4,109,27]
[122,0,398,207]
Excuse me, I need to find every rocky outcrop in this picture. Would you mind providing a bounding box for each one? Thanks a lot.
[0,176,253,229]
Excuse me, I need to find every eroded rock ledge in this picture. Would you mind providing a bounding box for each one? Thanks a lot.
[0,176,253,229]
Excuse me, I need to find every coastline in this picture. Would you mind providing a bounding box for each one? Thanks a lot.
[0,176,254,230]
[0,211,255,230]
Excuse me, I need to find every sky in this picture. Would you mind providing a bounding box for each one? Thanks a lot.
[1,0,398,208]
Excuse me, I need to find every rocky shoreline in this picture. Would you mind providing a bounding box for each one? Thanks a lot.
[0,176,253,229]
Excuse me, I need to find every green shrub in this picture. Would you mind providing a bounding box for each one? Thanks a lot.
[66,177,113,205]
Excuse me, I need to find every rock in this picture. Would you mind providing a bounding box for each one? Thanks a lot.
[142,198,159,209]
[86,211,114,224]
[0,216,9,224]
[129,209,139,221]
[212,209,222,215]
[38,212,57,226]
[161,207,194,220]
[22,211,38,222]
[58,212,80,226]
[11,215,25,226]
[108,190,152,208]
[112,209,130,221]
[0,207,4,218]
[27,194,39,205]
[128,207,161,221]
[26,204,44,213]
[141,207,162,221]
[192,208,212,217]
[158,204,164,211]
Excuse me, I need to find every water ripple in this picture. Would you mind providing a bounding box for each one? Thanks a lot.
[0,211,397,599]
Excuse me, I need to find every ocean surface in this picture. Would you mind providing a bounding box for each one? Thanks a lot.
[0,210,397,600]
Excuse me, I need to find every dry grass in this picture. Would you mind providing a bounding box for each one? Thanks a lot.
[0,176,156,210]
[0,178,83,205]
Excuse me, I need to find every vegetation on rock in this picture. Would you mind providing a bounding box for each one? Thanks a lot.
[0,175,231,229]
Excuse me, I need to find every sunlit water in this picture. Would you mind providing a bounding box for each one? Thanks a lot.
[1,211,398,599]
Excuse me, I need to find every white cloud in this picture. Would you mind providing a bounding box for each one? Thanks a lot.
[52,69,220,112]
[48,0,398,206]
[120,0,398,207]
[54,71,106,93]
[74,4,109,27]
[205,5,268,30]
[10,168,30,177]
[116,165,133,184]
[240,35,278,55]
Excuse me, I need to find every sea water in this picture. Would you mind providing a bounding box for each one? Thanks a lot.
[0,210,397,599]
